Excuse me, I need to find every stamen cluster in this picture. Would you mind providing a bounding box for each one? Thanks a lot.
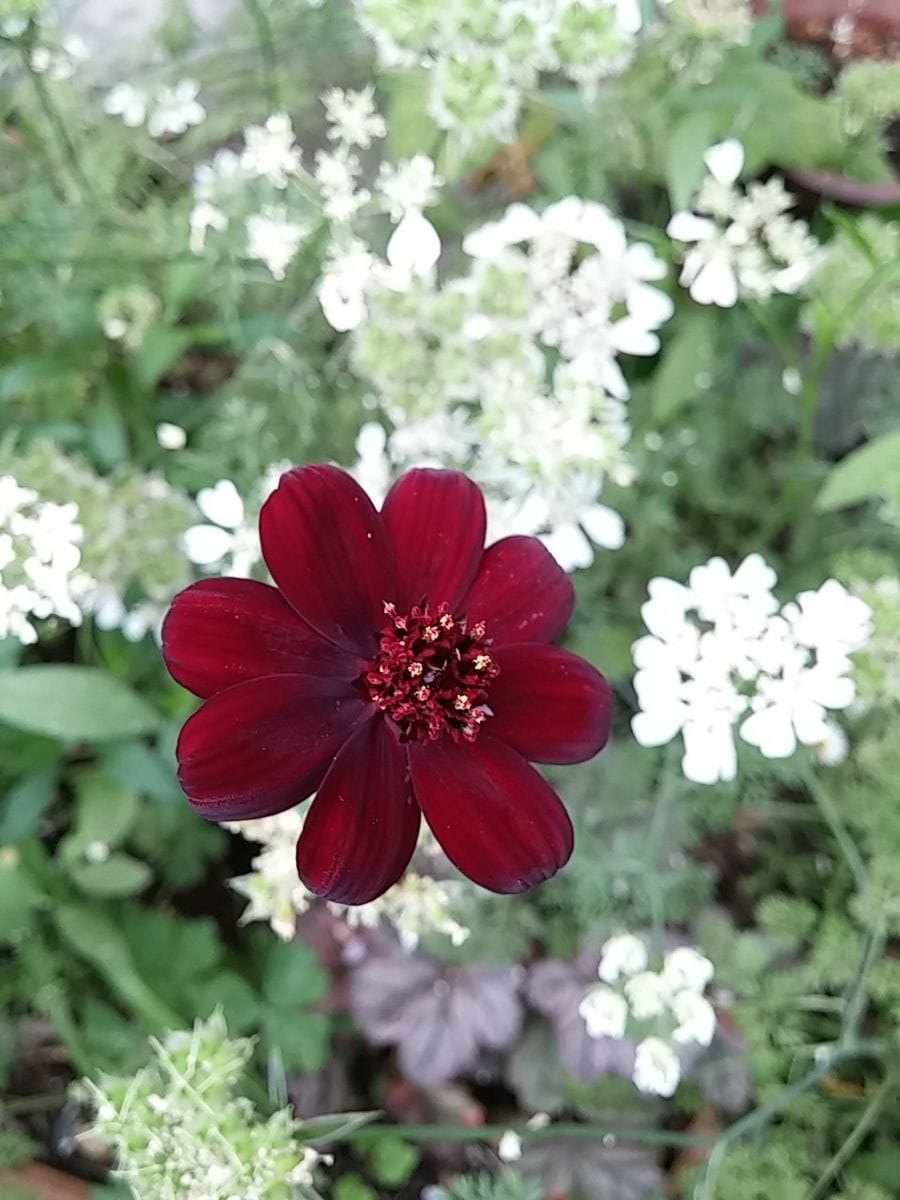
[362,600,499,742]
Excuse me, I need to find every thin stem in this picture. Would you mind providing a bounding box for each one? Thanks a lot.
[242,0,281,112]
[809,1068,895,1200]
[382,1122,714,1149]
[803,771,868,900]
[20,46,93,202]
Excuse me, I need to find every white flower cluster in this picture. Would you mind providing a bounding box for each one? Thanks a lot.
[668,140,821,307]
[343,198,673,570]
[181,468,288,578]
[578,934,716,1097]
[353,0,642,144]
[631,554,873,783]
[663,0,753,44]
[228,810,470,951]
[104,80,206,138]
[83,1010,320,1200]
[0,476,95,644]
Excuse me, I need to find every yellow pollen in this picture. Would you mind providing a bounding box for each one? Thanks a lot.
[423,626,439,642]
[454,693,471,710]
[471,621,486,639]
[474,654,492,671]
[408,661,423,677]
[439,613,454,630]
[415,686,430,701]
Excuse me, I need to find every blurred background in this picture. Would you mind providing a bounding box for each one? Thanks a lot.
[2,1,900,1198]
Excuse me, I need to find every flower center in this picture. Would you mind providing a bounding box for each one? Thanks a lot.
[360,601,499,743]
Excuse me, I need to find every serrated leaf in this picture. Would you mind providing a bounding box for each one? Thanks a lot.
[69,853,152,897]
[0,667,159,741]
[263,941,328,1007]
[815,429,900,510]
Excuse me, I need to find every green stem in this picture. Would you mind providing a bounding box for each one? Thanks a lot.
[242,0,281,112]
[20,46,92,202]
[380,1122,714,1149]
[644,744,682,954]
[810,1068,894,1200]
[803,771,868,899]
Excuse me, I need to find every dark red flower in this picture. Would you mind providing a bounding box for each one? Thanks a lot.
[162,466,612,904]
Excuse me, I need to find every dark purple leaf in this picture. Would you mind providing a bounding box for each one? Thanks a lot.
[521,1138,666,1200]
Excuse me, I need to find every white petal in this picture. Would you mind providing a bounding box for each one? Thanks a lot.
[539,523,594,572]
[181,524,234,565]
[581,503,626,550]
[632,706,686,747]
[611,317,660,356]
[704,139,744,186]
[386,210,441,278]
[667,212,716,243]
[689,255,739,307]
[740,705,796,758]
[627,282,674,328]
[196,479,245,529]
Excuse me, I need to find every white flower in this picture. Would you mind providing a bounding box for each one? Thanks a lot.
[579,986,629,1040]
[704,139,744,186]
[386,210,441,281]
[241,113,302,186]
[624,971,671,1020]
[498,1131,522,1163]
[147,81,206,138]
[188,201,228,255]
[670,990,717,1047]
[377,155,442,220]
[104,82,148,127]
[246,207,307,280]
[318,240,376,332]
[663,947,715,993]
[633,1037,681,1097]
[598,933,649,983]
[322,85,386,148]
[156,422,187,450]
[816,720,849,766]
[315,150,370,223]
[784,579,873,656]
[181,478,261,577]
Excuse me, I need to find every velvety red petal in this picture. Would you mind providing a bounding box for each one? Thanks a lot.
[162,578,364,700]
[177,674,368,821]
[296,717,419,904]
[488,644,613,764]
[408,735,573,894]
[381,468,486,611]
[461,536,574,645]
[259,465,395,654]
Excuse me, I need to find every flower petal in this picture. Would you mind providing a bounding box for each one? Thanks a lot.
[381,468,486,611]
[461,536,574,645]
[409,735,573,893]
[259,465,395,654]
[487,644,612,764]
[162,578,363,699]
[177,674,367,821]
[296,717,419,904]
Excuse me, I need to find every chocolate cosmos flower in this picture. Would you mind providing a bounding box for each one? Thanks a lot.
[162,466,612,903]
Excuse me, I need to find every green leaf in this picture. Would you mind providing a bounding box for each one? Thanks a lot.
[0,765,58,843]
[333,1176,378,1200]
[665,109,717,211]
[0,667,159,741]
[100,740,180,803]
[295,1110,380,1146]
[362,1134,420,1187]
[814,429,900,511]
[0,854,43,943]
[262,1009,331,1073]
[69,852,152,897]
[652,310,717,421]
[132,326,193,391]
[263,941,328,1007]
[72,767,140,849]
[53,904,182,1029]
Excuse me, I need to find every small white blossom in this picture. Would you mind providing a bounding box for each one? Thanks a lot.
[181,477,264,577]
[579,986,630,1039]
[241,113,303,186]
[386,210,441,281]
[662,946,715,993]
[246,207,308,280]
[498,1131,523,1163]
[322,85,386,148]
[624,970,672,1020]
[598,933,650,983]
[377,155,442,220]
[189,201,228,254]
[670,990,717,1047]
[633,1036,681,1097]
[147,80,206,138]
[315,149,370,223]
[104,82,148,127]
